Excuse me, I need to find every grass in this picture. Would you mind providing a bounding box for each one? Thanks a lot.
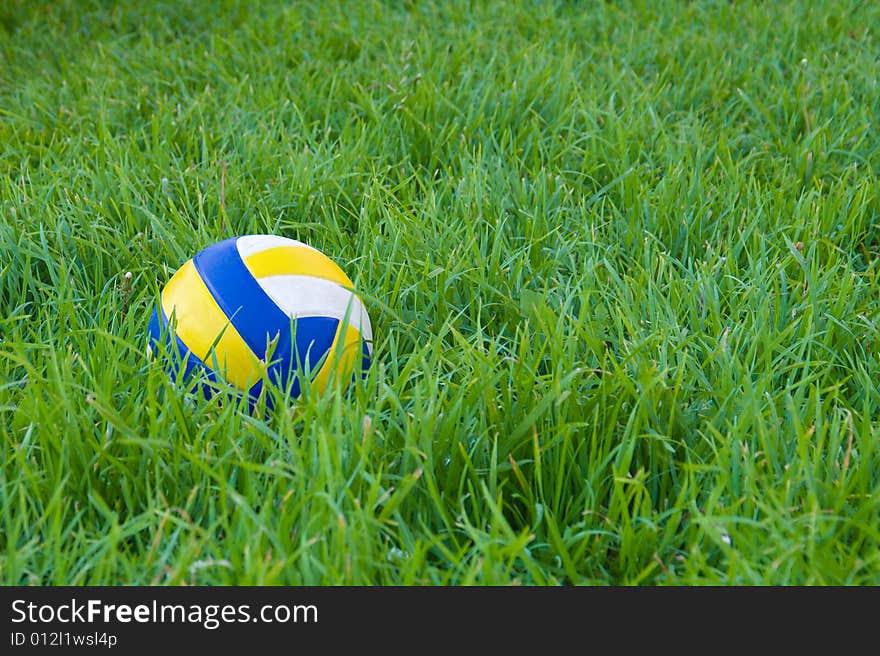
[1,0,878,585]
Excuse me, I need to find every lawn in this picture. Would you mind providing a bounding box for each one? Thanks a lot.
[1,0,878,585]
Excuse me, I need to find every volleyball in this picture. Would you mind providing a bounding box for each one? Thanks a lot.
[148,234,372,403]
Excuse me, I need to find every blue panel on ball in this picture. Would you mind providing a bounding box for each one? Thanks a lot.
[361,342,372,374]
[264,315,338,393]
[192,236,336,394]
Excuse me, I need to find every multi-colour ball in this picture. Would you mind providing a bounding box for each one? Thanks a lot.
[148,234,372,403]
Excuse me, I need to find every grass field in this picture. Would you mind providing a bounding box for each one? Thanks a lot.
[1,0,879,585]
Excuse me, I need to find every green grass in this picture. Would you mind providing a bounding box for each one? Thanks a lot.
[1,0,879,585]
